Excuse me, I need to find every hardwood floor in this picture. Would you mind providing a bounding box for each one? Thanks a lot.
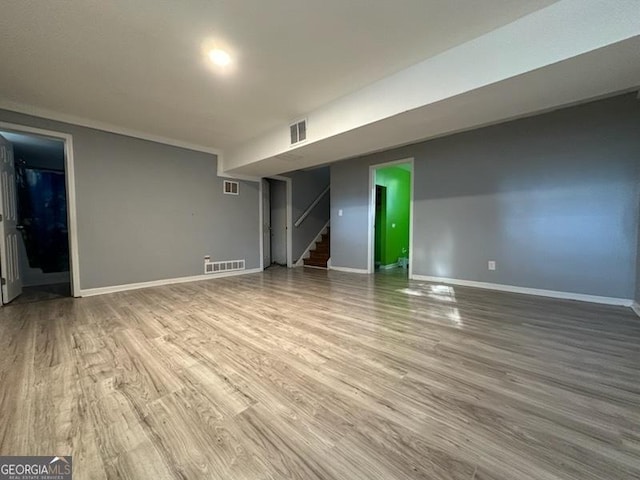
[10,282,71,305]
[1,267,639,479]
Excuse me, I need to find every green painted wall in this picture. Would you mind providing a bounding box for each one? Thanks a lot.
[375,166,410,266]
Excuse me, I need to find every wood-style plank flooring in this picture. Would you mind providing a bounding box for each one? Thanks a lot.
[10,282,71,305]
[1,267,639,479]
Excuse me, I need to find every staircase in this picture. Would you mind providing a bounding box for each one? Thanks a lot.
[304,228,330,268]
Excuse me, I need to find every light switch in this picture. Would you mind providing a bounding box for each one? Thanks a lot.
[338,209,343,216]
[392,223,396,228]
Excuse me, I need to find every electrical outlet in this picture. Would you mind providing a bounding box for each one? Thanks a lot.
[488,261,496,271]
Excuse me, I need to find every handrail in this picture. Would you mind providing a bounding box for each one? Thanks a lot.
[294,185,330,227]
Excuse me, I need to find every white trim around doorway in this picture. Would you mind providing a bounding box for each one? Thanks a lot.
[367,157,414,276]
[260,175,293,268]
[0,122,81,297]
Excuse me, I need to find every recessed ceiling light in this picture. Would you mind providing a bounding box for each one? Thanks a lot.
[208,49,231,67]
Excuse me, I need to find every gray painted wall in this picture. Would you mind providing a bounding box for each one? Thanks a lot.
[3,136,66,171]
[17,145,65,171]
[0,131,65,170]
[331,94,640,299]
[0,109,260,290]
[286,167,330,261]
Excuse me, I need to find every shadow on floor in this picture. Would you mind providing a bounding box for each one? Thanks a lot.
[10,283,71,305]
[375,266,409,277]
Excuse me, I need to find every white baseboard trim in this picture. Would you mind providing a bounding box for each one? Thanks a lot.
[410,274,633,307]
[329,266,369,274]
[295,220,330,267]
[303,265,328,270]
[632,302,640,318]
[79,268,262,297]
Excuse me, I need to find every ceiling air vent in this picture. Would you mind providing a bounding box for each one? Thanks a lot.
[223,180,239,195]
[290,119,307,145]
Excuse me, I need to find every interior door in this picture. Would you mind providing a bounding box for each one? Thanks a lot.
[262,178,271,268]
[0,134,22,304]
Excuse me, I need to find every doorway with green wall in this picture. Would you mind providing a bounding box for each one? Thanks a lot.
[374,163,411,273]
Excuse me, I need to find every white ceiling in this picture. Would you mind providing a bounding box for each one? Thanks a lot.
[0,0,557,150]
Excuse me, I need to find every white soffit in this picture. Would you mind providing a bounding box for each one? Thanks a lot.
[223,0,640,176]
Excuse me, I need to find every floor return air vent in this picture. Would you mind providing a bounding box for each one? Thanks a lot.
[204,258,246,274]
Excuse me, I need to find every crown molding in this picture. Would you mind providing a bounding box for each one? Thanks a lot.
[0,99,222,155]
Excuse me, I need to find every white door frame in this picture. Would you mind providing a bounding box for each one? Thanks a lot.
[259,179,264,270]
[367,157,414,277]
[258,176,292,268]
[0,122,81,297]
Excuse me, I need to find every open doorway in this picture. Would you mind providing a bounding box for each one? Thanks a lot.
[261,177,292,269]
[369,159,413,276]
[0,130,72,304]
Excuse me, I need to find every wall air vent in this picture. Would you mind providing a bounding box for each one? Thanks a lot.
[289,119,307,145]
[204,258,246,274]
[223,180,239,195]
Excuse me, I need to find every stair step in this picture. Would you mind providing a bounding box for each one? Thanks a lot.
[303,226,330,268]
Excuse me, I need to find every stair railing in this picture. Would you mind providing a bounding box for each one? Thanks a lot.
[294,185,330,227]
